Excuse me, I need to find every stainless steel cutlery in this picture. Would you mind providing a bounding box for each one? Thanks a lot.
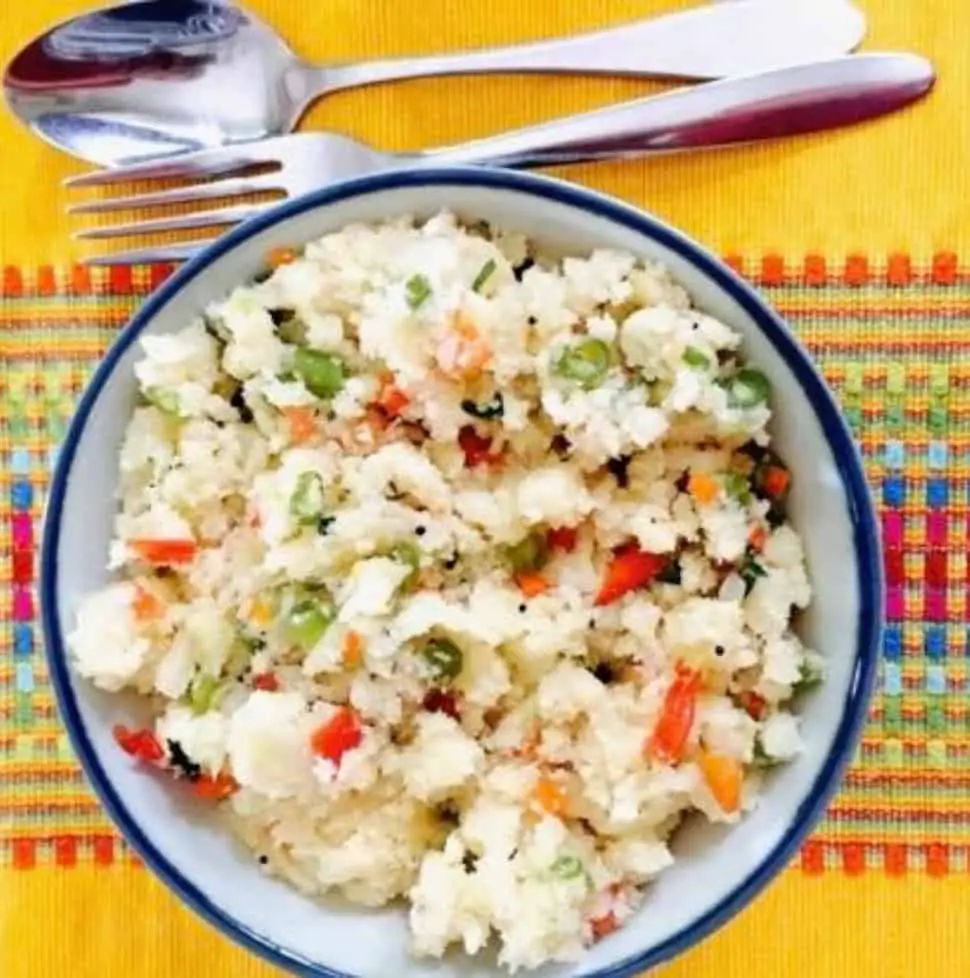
[66,54,935,265]
[5,0,866,167]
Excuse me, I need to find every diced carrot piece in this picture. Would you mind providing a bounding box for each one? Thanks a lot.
[516,572,550,598]
[747,524,768,552]
[377,382,410,419]
[310,707,363,764]
[128,539,197,565]
[193,770,240,801]
[762,465,790,498]
[436,312,492,379]
[590,912,619,940]
[547,526,578,553]
[252,673,279,692]
[533,776,568,816]
[687,472,720,505]
[266,246,297,269]
[342,630,364,668]
[698,750,743,813]
[595,545,666,606]
[132,583,164,621]
[282,406,318,445]
[645,662,701,765]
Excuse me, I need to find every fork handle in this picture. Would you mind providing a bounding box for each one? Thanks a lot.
[423,54,934,170]
[312,0,864,92]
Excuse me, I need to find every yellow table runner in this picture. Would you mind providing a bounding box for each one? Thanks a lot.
[2,2,969,977]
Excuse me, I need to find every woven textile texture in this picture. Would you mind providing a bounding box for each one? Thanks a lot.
[2,0,970,977]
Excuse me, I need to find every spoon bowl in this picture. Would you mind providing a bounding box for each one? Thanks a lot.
[4,0,867,167]
[5,2,302,163]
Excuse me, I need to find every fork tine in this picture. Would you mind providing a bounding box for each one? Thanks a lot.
[73,204,273,241]
[81,240,217,266]
[64,145,271,188]
[67,174,282,215]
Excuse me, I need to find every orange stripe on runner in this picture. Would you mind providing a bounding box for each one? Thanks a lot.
[93,836,115,866]
[804,253,826,285]
[36,265,56,296]
[149,262,174,290]
[843,843,866,876]
[927,843,949,876]
[801,841,824,874]
[760,253,784,284]
[884,843,908,876]
[13,838,35,869]
[887,253,913,285]
[932,251,958,285]
[844,253,869,285]
[108,266,133,294]
[54,836,77,868]
[70,263,92,294]
[3,265,23,297]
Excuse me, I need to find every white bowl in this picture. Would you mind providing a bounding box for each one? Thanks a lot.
[41,168,881,978]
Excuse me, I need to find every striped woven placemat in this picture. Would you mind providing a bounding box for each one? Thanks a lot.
[2,255,966,876]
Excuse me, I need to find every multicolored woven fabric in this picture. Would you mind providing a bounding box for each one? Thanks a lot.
[3,0,970,976]
[2,256,968,906]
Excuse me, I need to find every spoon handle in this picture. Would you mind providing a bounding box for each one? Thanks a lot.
[310,0,864,93]
[423,54,934,170]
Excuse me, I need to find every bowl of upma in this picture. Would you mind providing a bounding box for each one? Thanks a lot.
[41,168,881,978]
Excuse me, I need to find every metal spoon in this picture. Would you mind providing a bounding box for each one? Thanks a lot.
[4,0,866,167]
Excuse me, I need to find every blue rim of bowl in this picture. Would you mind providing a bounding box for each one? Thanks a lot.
[41,166,882,978]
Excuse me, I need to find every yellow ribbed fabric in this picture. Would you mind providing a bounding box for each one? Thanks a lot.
[0,0,966,263]
[2,2,969,977]
[3,869,970,978]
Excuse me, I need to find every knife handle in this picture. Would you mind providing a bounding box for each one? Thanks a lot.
[428,54,934,169]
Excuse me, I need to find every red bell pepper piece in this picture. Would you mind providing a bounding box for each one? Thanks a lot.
[645,663,702,765]
[113,724,164,763]
[547,526,578,553]
[594,545,667,606]
[458,425,501,468]
[310,707,363,764]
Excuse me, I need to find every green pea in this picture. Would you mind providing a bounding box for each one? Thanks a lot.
[293,348,346,399]
[793,655,824,693]
[225,636,260,678]
[727,368,771,408]
[189,674,221,716]
[285,599,334,650]
[682,346,711,369]
[422,638,463,681]
[290,471,326,525]
[406,274,432,310]
[554,338,611,389]
[505,532,548,574]
[471,259,497,293]
[549,855,585,880]
[143,387,180,415]
[724,472,752,503]
[390,541,421,590]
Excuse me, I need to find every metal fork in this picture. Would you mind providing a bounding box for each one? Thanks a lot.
[68,54,934,265]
